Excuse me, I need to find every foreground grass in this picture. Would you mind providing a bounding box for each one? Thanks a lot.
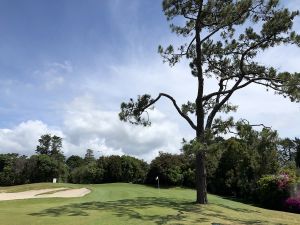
[0,183,300,225]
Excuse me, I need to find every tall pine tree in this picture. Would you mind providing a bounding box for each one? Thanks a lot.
[119,0,300,203]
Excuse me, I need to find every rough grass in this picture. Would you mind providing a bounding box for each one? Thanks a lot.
[0,183,300,225]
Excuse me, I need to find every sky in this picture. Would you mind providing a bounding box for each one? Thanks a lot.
[0,0,299,161]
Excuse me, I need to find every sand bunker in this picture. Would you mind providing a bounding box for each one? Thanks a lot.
[0,187,90,201]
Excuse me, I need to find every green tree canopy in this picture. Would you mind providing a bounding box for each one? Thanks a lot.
[36,134,52,155]
[295,138,300,168]
[36,134,64,161]
[84,149,96,164]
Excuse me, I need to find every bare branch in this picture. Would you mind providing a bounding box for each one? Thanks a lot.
[239,119,272,129]
[142,93,197,130]
[171,36,196,57]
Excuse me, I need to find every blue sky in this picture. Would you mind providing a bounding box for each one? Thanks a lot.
[0,0,299,160]
[0,0,167,126]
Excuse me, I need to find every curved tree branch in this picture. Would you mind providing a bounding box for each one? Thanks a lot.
[239,119,272,129]
[142,93,197,130]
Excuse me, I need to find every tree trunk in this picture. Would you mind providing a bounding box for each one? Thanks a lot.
[196,151,207,204]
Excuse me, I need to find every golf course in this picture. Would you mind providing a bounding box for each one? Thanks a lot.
[0,183,299,225]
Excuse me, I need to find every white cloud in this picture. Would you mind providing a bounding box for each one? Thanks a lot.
[62,95,183,161]
[230,84,300,137]
[0,96,184,162]
[0,120,63,156]
[33,61,73,91]
[1,0,299,161]
[2,39,299,161]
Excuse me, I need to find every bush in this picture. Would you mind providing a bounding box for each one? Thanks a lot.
[120,156,148,183]
[284,197,300,213]
[25,155,59,183]
[66,155,85,170]
[146,152,185,186]
[182,168,195,188]
[0,154,27,186]
[279,167,297,184]
[213,138,256,197]
[256,174,293,209]
[101,155,123,183]
[70,163,103,184]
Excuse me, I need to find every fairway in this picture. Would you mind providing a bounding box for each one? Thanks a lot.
[0,183,299,225]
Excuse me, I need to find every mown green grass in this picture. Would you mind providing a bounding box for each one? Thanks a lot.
[0,183,78,193]
[0,183,300,225]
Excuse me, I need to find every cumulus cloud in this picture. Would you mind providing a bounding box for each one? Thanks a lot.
[62,95,183,161]
[1,42,299,161]
[0,120,63,156]
[1,0,299,161]
[0,95,184,162]
[230,84,300,137]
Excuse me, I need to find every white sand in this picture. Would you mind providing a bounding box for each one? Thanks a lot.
[0,187,91,201]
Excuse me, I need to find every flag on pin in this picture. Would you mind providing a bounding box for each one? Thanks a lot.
[156,176,160,191]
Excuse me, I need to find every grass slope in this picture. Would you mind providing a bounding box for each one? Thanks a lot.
[0,183,299,225]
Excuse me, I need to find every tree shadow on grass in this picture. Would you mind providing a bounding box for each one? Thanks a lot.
[29,197,287,225]
[213,202,261,214]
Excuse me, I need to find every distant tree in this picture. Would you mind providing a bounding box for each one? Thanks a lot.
[25,154,58,183]
[36,134,65,161]
[84,149,95,164]
[212,124,280,198]
[253,128,280,176]
[0,154,6,172]
[181,137,225,190]
[95,155,148,184]
[146,152,185,186]
[278,138,296,164]
[119,0,300,203]
[63,153,149,184]
[0,154,27,186]
[66,155,85,170]
[12,155,27,185]
[101,155,123,182]
[50,135,64,161]
[120,155,149,183]
[214,138,255,197]
[70,163,103,184]
[295,138,300,168]
[0,154,15,185]
[36,134,52,155]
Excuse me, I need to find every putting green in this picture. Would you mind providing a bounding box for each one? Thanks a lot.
[0,183,299,225]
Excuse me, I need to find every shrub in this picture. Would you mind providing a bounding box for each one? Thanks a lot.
[213,138,257,197]
[96,155,148,184]
[25,154,59,183]
[70,163,103,184]
[120,155,148,183]
[284,197,300,213]
[146,152,185,186]
[256,174,294,209]
[279,167,297,184]
[182,168,195,188]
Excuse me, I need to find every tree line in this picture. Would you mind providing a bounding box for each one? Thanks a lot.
[0,129,300,211]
